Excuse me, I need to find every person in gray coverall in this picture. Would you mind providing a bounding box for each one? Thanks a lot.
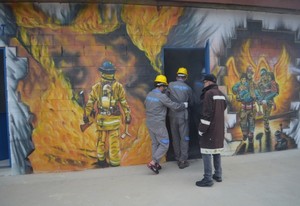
[145,74,188,174]
[167,67,193,169]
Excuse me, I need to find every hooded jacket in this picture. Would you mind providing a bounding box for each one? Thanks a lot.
[198,84,227,154]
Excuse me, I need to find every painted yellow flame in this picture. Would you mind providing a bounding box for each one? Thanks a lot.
[122,5,183,73]
[225,40,294,116]
[10,3,163,171]
[73,4,120,34]
[11,3,60,29]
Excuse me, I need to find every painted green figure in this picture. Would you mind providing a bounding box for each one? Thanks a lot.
[257,68,279,132]
[232,67,259,143]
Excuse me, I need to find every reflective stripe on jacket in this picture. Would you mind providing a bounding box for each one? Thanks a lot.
[198,84,227,153]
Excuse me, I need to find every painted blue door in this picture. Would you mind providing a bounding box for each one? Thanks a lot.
[0,48,9,161]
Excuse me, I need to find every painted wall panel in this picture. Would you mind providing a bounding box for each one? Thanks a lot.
[0,3,299,174]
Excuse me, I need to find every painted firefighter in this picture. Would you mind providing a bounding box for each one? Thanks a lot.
[82,61,131,167]
[257,68,279,132]
[232,66,259,152]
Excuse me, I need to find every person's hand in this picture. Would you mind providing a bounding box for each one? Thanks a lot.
[184,102,188,108]
[83,116,89,124]
[198,131,203,136]
[125,114,131,124]
[262,100,267,104]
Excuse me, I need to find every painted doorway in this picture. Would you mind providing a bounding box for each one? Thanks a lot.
[0,48,9,167]
[163,46,208,161]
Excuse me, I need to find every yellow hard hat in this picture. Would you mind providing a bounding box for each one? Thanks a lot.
[154,74,168,86]
[177,67,188,76]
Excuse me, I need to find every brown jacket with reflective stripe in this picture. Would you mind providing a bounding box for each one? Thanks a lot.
[198,84,227,152]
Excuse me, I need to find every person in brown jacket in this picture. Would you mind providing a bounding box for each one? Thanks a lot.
[196,74,227,187]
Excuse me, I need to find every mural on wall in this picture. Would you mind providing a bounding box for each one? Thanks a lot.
[0,3,299,174]
[220,20,300,154]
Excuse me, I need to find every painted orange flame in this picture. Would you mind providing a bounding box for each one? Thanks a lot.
[122,5,183,73]
[10,3,172,172]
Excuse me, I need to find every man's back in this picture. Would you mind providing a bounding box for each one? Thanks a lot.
[168,80,192,117]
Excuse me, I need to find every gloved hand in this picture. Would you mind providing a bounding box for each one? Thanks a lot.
[184,102,188,108]
[198,131,203,136]
[83,116,89,124]
[262,100,267,104]
[125,114,131,124]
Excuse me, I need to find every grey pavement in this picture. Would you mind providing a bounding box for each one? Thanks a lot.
[0,149,299,206]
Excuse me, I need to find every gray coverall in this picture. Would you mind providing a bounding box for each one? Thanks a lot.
[145,88,185,163]
[167,80,193,162]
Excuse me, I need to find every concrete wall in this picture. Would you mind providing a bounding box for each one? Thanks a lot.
[0,3,299,174]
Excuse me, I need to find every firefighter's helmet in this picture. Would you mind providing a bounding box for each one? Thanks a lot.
[246,65,254,74]
[240,73,247,80]
[98,61,116,74]
[177,67,188,77]
[260,68,268,76]
[154,74,168,86]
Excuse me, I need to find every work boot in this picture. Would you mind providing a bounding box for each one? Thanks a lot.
[236,141,246,155]
[97,160,109,168]
[195,178,214,187]
[212,174,222,182]
[247,142,254,153]
[147,162,159,174]
[178,161,189,169]
[155,163,162,170]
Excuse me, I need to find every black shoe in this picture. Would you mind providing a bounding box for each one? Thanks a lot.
[96,160,109,168]
[155,163,162,170]
[147,163,159,174]
[178,161,190,169]
[195,179,214,187]
[212,174,222,182]
[247,142,254,153]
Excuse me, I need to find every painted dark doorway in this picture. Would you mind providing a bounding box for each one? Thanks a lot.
[164,47,207,161]
[0,48,9,165]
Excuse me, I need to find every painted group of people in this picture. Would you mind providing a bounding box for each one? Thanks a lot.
[145,68,227,187]
[232,66,279,152]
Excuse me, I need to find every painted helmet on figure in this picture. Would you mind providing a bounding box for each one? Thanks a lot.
[240,73,247,80]
[98,61,116,74]
[177,67,188,77]
[246,65,254,74]
[260,68,268,76]
[154,74,168,86]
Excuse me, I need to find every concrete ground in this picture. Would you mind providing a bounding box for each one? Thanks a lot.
[0,149,299,206]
